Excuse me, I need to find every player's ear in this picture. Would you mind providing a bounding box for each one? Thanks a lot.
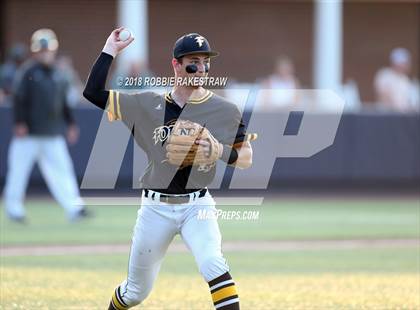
[172,58,182,73]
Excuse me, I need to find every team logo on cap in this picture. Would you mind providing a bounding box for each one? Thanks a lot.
[195,36,205,47]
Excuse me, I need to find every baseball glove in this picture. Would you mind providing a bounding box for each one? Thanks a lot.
[165,120,220,168]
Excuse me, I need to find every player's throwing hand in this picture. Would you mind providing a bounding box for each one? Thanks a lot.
[102,27,134,57]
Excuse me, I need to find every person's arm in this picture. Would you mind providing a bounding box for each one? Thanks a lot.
[217,141,253,169]
[213,104,257,169]
[63,102,75,125]
[62,100,80,144]
[82,53,113,109]
[83,27,135,109]
[374,69,394,107]
[12,69,29,136]
[59,74,79,144]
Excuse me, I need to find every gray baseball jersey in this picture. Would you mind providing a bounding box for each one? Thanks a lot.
[107,89,256,194]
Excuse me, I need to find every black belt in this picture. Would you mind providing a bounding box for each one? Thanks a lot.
[144,188,207,204]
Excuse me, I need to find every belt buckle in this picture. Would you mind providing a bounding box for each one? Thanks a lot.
[164,196,189,204]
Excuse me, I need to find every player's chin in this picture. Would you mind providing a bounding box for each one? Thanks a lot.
[185,82,202,89]
[193,76,207,88]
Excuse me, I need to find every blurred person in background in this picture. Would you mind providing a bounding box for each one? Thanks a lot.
[258,56,300,110]
[56,54,84,107]
[0,43,28,105]
[2,28,90,223]
[374,47,419,112]
[341,77,361,112]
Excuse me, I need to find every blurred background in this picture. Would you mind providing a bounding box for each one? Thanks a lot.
[0,1,419,309]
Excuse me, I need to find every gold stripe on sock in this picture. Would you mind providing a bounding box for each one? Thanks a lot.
[112,291,127,310]
[211,285,237,303]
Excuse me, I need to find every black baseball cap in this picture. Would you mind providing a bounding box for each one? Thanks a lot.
[173,33,219,59]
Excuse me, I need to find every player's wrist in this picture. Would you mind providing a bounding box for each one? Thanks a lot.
[102,44,117,58]
[220,144,238,164]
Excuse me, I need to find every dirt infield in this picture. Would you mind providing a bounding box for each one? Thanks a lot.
[1,239,418,257]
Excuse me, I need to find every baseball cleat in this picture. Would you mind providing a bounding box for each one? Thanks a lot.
[7,214,27,224]
[69,208,93,222]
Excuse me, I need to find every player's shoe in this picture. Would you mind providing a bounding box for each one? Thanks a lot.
[107,301,117,310]
[108,300,127,310]
[69,207,93,222]
[7,214,27,224]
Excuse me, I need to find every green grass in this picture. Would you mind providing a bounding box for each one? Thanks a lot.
[1,248,419,274]
[2,267,418,309]
[1,250,419,309]
[1,198,419,309]
[1,199,419,245]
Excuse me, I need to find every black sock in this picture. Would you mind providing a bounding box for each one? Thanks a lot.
[109,285,129,310]
[208,272,240,309]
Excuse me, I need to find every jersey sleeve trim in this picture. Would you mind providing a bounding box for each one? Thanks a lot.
[106,90,122,122]
[116,91,122,119]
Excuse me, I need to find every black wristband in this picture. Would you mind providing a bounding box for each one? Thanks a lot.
[220,145,238,165]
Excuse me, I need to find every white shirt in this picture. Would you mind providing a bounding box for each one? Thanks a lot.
[374,68,415,112]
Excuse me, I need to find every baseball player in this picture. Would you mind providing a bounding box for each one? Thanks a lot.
[83,28,256,310]
[3,29,89,223]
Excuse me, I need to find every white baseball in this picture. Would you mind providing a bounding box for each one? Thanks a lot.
[119,29,131,41]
